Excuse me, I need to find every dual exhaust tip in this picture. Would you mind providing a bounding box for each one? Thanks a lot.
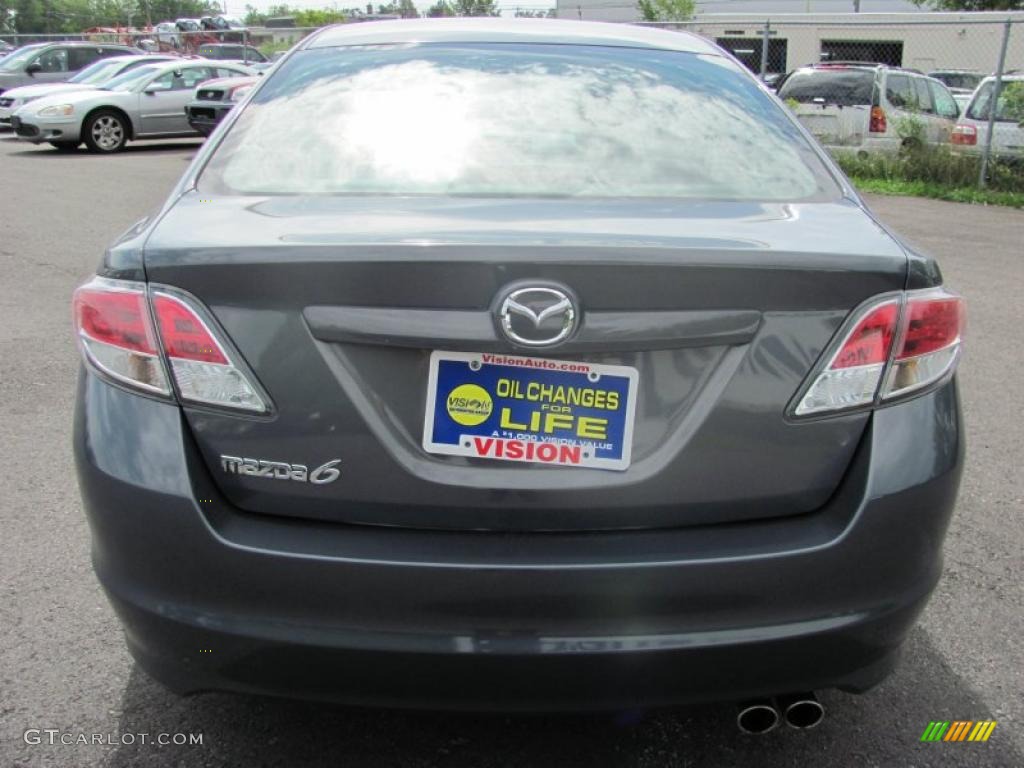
[737,693,824,734]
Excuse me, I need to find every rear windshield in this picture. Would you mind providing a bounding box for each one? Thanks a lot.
[200,43,839,201]
[778,68,875,107]
[967,80,1024,123]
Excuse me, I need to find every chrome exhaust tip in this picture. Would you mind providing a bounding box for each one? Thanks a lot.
[737,699,781,735]
[778,692,825,730]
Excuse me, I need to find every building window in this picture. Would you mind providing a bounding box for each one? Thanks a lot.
[819,40,903,67]
[715,38,788,74]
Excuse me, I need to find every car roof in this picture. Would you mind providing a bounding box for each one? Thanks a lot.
[306,18,720,56]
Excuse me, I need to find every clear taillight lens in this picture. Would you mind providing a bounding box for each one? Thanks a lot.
[73,277,170,395]
[73,277,267,413]
[795,289,964,417]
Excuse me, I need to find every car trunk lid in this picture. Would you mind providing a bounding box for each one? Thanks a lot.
[143,192,907,531]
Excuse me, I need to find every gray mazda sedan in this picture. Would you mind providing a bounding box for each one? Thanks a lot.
[73,19,964,727]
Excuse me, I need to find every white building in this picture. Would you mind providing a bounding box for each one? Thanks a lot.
[551,9,1024,74]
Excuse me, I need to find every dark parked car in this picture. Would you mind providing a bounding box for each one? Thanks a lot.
[185,74,258,135]
[73,19,964,727]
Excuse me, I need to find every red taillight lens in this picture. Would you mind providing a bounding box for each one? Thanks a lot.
[74,287,157,354]
[896,297,964,360]
[869,106,887,133]
[153,294,228,364]
[883,292,964,400]
[72,278,169,395]
[832,303,898,369]
[951,124,977,146]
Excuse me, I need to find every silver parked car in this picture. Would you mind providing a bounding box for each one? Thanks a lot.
[951,74,1024,161]
[0,41,138,94]
[11,59,252,152]
[779,63,961,155]
[0,54,176,129]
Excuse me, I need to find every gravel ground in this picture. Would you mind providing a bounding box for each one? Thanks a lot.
[0,135,1021,768]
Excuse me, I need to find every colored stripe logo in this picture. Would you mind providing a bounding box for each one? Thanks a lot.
[921,721,997,742]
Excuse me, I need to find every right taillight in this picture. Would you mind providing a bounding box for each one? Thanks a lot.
[73,277,268,413]
[951,124,977,145]
[794,289,964,417]
[869,106,887,133]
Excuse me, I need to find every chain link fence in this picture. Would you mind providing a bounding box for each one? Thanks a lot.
[637,17,1024,191]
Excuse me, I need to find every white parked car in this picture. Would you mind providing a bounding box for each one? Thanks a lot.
[0,54,175,129]
[951,74,1024,161]
[10,59,251,152]
[778,63,961,155]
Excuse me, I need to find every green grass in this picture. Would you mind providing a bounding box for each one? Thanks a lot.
[833,147,1024,208]
[849,176,1024,208]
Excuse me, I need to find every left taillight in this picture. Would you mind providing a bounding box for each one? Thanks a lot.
[73,277,170,395]
[794,288,964,417]
[73,277,268,412]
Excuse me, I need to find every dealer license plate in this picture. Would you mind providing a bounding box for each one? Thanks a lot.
[422,351,638,471]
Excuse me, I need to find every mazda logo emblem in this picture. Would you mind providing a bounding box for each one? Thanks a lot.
[496,285,577,347]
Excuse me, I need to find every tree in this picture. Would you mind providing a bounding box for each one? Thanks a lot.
[911,0,1021,8]
[636,0,694,22]
[452,0,498,15]
[425,0,453,15]
[377,0,418,16]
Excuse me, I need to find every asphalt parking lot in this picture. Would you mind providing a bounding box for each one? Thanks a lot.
[0,134,1021,768]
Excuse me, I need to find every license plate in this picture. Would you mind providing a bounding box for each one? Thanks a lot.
[423,351,638,471]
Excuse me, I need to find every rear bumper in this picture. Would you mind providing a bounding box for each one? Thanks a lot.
[74,369,963,710]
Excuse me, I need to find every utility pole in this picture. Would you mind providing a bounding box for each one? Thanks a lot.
[760,20,770,78]
[979,19,1012,189]
[854,0,860,11]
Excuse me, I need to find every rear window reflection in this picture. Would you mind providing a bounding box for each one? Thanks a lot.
[201,43,838,201]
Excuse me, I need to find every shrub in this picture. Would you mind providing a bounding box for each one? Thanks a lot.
[834,146,1024,194]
